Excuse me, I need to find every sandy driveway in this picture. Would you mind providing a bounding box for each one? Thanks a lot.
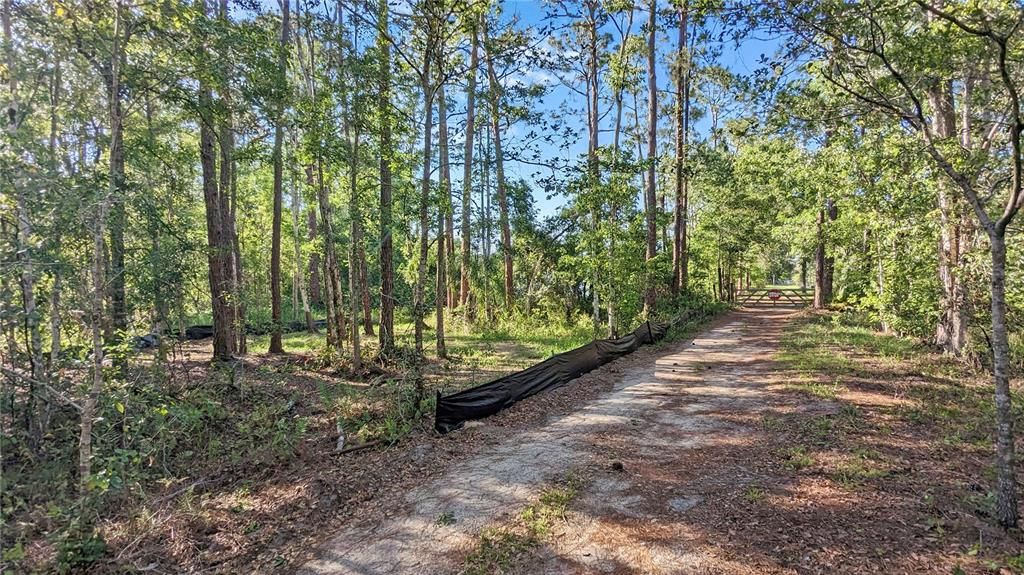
[299,307,800,575]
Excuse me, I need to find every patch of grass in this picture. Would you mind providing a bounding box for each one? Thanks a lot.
[784,378,846,400]
[462,473,584,574]
[781,446,814,471]
[463,528,537,575]
[1006,553,1024,572]
[436,511,456,526]
[761,414,786,432]
[799,415,838,446]
[743,486,767,503]
[778,312,922,379]
[830,458,888,488]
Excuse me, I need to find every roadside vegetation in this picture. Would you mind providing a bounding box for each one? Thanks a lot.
[768,310,1024,572]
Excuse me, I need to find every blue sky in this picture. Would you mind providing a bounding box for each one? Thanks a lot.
[491,1,786,217]
[243,0,788,217]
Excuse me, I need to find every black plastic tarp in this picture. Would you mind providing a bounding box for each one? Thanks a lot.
[177,319,328,341]
[434,318,670,433]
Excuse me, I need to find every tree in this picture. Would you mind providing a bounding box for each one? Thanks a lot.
[459,14,478,312]
[643,0,658,313]
[269,0,290,354]
[197,0,237,361]
[671,0,690,296]
[483,16,514,310]
[436,66,450,359]
[376,0,395,356]
[769,0,1023,528]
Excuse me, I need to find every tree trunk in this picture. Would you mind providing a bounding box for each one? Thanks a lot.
[357,234,373,335]
[377,0,395,356]
[481,116,494,324]
[460,19,478,310]
[220,0,245,355]
[437,80,450,359]
[201,106,235,359]
[643,0,658,314]
[414,29,434,357]
[307,195,323,307]
[672,0,690,296]
[813,203,826,309]
[269,0,290,354]
[928,82,968,355]
[291,145,314,333]
[349,129,362,370]
[484,22,513,309]
[989,233,1019,528]
[585,0,600,328]
[48,26,63,367]
[822,198,837,303]
[108,95,127,340]
[316,159,345,351]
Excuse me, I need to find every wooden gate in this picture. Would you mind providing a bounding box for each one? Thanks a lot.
[735,287,812,307]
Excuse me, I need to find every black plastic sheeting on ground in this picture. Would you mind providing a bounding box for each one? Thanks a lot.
[434,316,685,434]
[175,319,328,342]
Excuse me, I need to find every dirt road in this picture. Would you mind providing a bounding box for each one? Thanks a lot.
[299,308,803,574]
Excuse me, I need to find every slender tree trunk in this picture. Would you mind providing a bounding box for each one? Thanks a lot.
[316,159,345,351]
[48,48,62,367]
[989,232,1019,527]
[643,0,658,314]
[218,0,245,355]
[484,22,513,309]
[80,0,121,487]
[291,145,314,332]
[108,97,127,340]
[928,82,968,355]
[349,130,362,370]
[49,262,61,366]
[481,117,494,323]
[437,80,450,359]
[414,31,434,357]
[202,107,235,358]
[269,0,290,354]
[197,0,235,361]
[306,177,322,307]
[813,203,826,309]
[441,75,455,310]
[377,0,395,356]
[608,8,633,338]
[357,228,373,335]
[822,198,837,303]
[585,1,600,328]
[460,20,478,310]
[672,0,690,296]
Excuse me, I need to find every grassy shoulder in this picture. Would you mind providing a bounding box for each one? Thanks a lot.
[769,309,1024,572]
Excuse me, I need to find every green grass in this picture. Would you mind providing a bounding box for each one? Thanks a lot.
[781,446,814,471]
[830,458,889,488]
[743,486,767,502]
[463,474,584,575]
[777,311,920,378]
